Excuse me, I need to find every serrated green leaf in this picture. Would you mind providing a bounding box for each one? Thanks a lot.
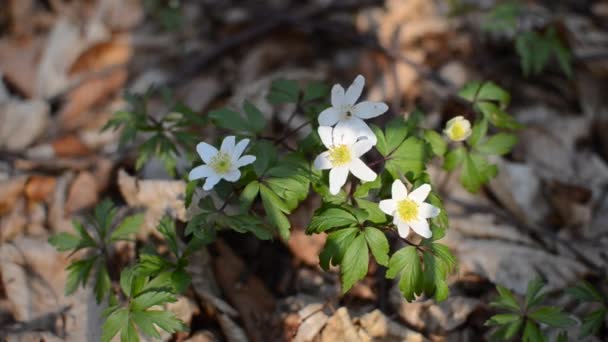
[556,331,568,342]
[132,291,177,311]
[384,118,409,154]
[522,320,544,342]
[364,227,389,266]
[157,216,180,257]
[476,101,522,130]
[208,108,252,132]
[491,286,521,312]
[566,281,604,303]
[111,214,144,242]
[528,306,576,328]
[485,313,521,326]
[468,119,488,147]
[65,256,97,295]
[491,316,523,341]
[243,101,266,133]
[101,308,129,342]
[477,82,511,109]
[319,228,359,270]
[268,79,299,104]
[370,124,388,156]
[386,246,422,301]
[121,319,139,342]
[476,133,517,156]
[171,268,191,294]
[356,199,387,224]
[259,184,291,240]
[307,206,358,234]
[580,308,606,338]
[424,130,447,156]
[302,81,329,102]
[443,147,466,171]
[251,141,278,176]
[385,136,426,180]
[48,232,82,252]
[340,234,369,293]
[524,277,546,310]
[240,181,260,212]
[95,263,111,304]
[120,266,137,298]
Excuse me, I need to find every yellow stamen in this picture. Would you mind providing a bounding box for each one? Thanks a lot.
[328,145,352,166]
[210,152,232,174]
[397,199,418,222]
[450,122,467,140]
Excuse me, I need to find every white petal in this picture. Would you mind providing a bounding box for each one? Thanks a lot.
[419,202,440,219]
[351,139,374,158]
[379,199,396,216]
[391,179,408,201]
[332,121,358,146]
[329,166,349,195]
[221,136,236,154]
[331,84,346,107]
[396,221,411,238]
[409,219,432,239]
[409,184,431,203]
[235,155,256,167]
[189,165,214,181]
[196,142,218,163]
[352,101,388,119]
[314,151,332,170]
[318,107,342,126]
[203,175,221,191]
[318,126,334,148]
[223,169,241,182]
[233,138,250,158]
[335,118,377,145]
[349,158,377,182]
[344,74,365,105]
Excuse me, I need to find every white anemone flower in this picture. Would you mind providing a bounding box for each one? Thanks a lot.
[314,126,377,195]
[318,74,388,144]
[444,116,472,142]
[379,180,440,239]
[189,136,256,191]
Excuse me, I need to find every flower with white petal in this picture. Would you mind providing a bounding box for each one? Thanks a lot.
[379,180,440,239]
[444,116,472,142]
[318,74,388,144]
[189,136,256,191]
[314,126,377,195]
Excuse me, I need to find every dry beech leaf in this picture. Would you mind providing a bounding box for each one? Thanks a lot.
[51,135,92,157]
[65,171,99,214]
[0,99,49,151]
[24,175,57,203]
[0,37,44,97]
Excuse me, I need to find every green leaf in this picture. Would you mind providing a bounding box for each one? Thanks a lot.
[356,199,387,224]
[208,108,252,132]
[95,263,111,303]
[528,306,576,328]
[384,118,409,155]
[491,286,521,312]
[371,125,388,156]
[524,277,546,309]
[491,316,523,341]
[388,246,423,301]
[476,133,517,156]
[251,141,278,176]
[111,213,144,242]
[340,234,368,293]
[157,216,180,257]
[268,79,299,104]
[307,206,358,234]
[458,81,482,103]
[460,153,497,193]
[485,313,521,326]
[132,290,177,311]
[94,199,118,239]
[556,331,568,342]
[566,281,604,303]
[580,308,607,338]
[65,256,97,295]
[302,81,329,102]
[443,147,466,171]
[101,308,129,342]
[48,232,82,252]
[385,136,426,180]
[364,227,389,266]
[132,310,185,338]
[476,101,522,130]
[424,130,447,157]
[522,320,544,342]
[120,266,137,298]
[260,184,291,240]
[477,82,510,109]
[422,250,450,302]
[468,119,488,147]
[319,228,359,270]
[483,2,521,33]
[171,268,191,294]
[243,101,266,133]
[240,181,260,212]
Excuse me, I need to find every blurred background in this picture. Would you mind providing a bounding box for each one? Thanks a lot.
[1,0,608,341]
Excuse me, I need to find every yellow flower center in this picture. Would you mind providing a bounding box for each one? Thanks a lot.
[210,152,233,174]
[397,199,419,222]
[450,122,467,140]
[329,145,352,166]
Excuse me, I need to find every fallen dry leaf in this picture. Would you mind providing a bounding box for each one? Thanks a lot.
[320,307,361,342]
[0,37,44,97]
[64,171,99,215]
[0,176,27,214]
[0,99,49,151]
[24,175,57,203]
[51,135,92,157]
